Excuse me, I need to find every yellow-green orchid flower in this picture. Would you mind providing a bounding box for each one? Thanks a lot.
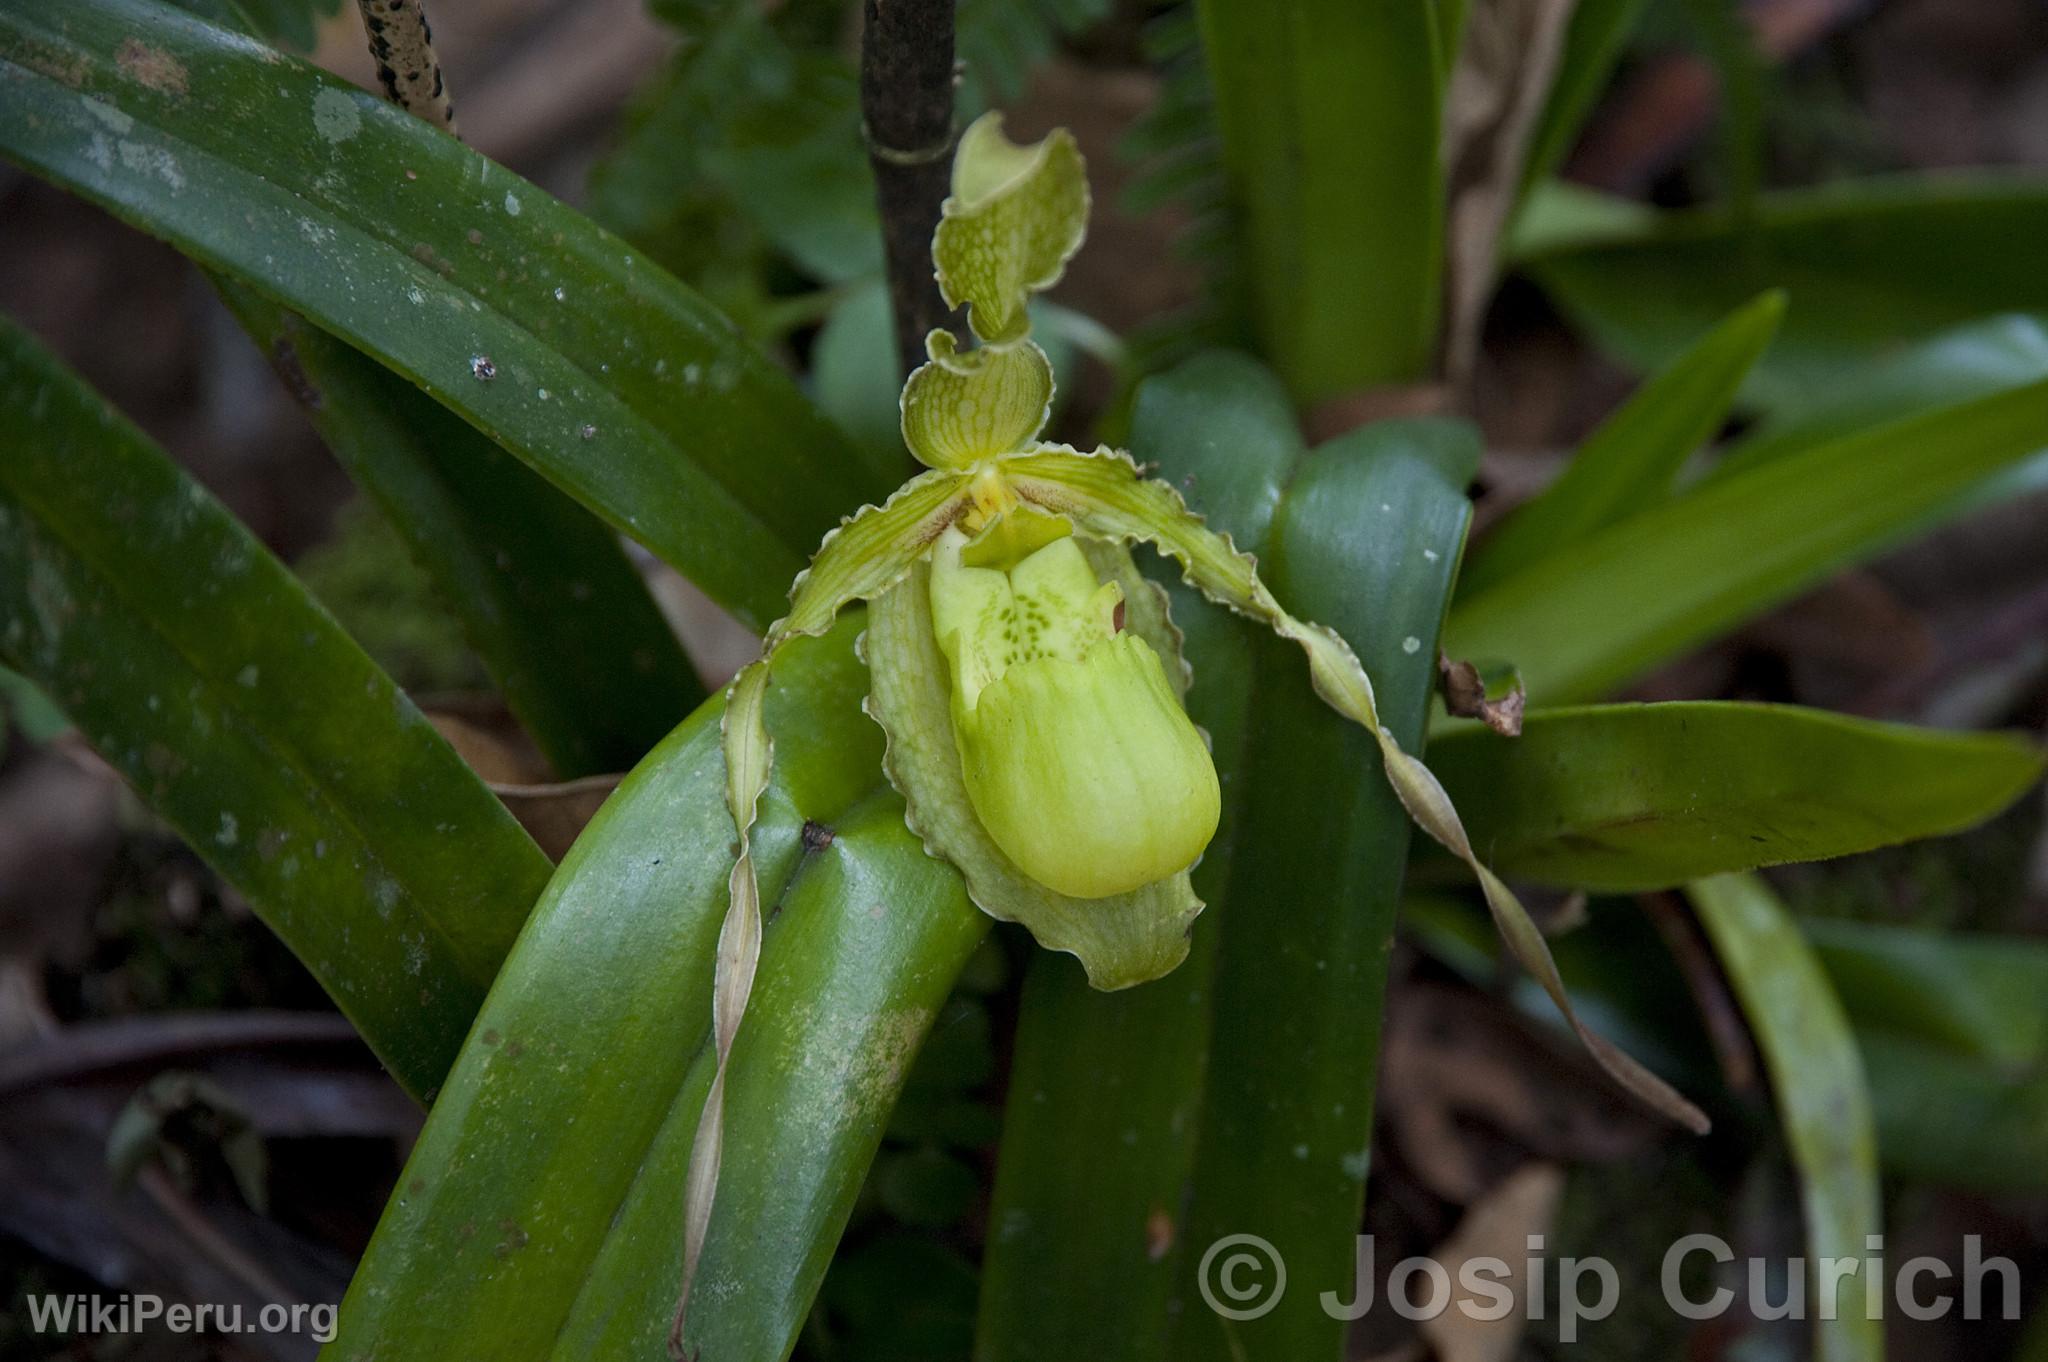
[672,112,1706,1342]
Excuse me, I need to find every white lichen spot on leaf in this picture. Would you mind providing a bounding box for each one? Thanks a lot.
[79,95,134,134]
[311,87,361,145]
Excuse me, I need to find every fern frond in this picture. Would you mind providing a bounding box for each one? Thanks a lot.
[1118,2,1247,378]
[956,0,1116,109]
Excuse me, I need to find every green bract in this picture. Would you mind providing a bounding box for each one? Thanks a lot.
[675,109,1708,1335]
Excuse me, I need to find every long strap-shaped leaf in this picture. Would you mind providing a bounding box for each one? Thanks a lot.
[328,620,987,1360]
[1429,701,2044,891]
[1176,416,1481,1359]
[1195,0,1445,398]
[977,353,1302,1361]
[1444,373,2048,704]
[0,315,550,1101]
[1005,445,1710,1131]
[1690,874,1883,1362]
[1460,288,1784,596]
[676,472,972,1335]
[1520,175,2048,414]
[220,286,702,778]
[0,0,872,627]
[188,2,700,780]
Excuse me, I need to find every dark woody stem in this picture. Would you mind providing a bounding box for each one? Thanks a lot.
[354,0,459,136]
[860,0,958,379]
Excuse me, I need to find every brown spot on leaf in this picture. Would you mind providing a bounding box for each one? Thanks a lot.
[14,40,91,89]
[410,241,453,276]
[1145,1206,1174,1261]
[116,38,188,96]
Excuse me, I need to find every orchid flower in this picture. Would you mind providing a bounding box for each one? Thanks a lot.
[671,112,1705,1347]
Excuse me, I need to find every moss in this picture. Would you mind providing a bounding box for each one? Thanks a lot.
[294,497,485,696]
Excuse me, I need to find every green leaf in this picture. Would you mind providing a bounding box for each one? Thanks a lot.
[1807,920,2048,1070]
[978,353,1301,1362]
[330,617,992,1359]
[1522,176,2048,414]
[1461,290,1783,596]
[1852,1031,2048,1194]
[0,0,872,629]
[1429,702,2043,891]
[1689,874,1882,1362]
[976,353,1484,1358]
[933,114,1088,346]
[219,286,702,778]
[1713,314,2048,480]
[1172,415,1479,1361]
[1443,375,2048,703]
[1194,0,1444,397]
[1509,179,1657,258]
[1805,921,2048,1192]
[0,315,549,1102]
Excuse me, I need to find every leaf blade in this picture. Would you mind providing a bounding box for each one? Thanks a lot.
[1443,375,2048,703]
[976,352,1304,1362]
[1172,414,1480,1359]
[1690,874,1883,1362]
[1461,289,1783,596]
[329,619,988,1360]
[1430,702,2044,891]
[0,0,871,627]
[220,285,703,777]
[1194,0,1445,397]
[0,314,550,1101]
[1523,176,2048,414]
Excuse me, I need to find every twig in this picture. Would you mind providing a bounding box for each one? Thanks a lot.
[137,1166,305,1309]
[1439,0,1578,397]
[354,0,459,136]
[860,0,958,378]
[0,1012,364,1097]
[1645,893,1758,1095]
